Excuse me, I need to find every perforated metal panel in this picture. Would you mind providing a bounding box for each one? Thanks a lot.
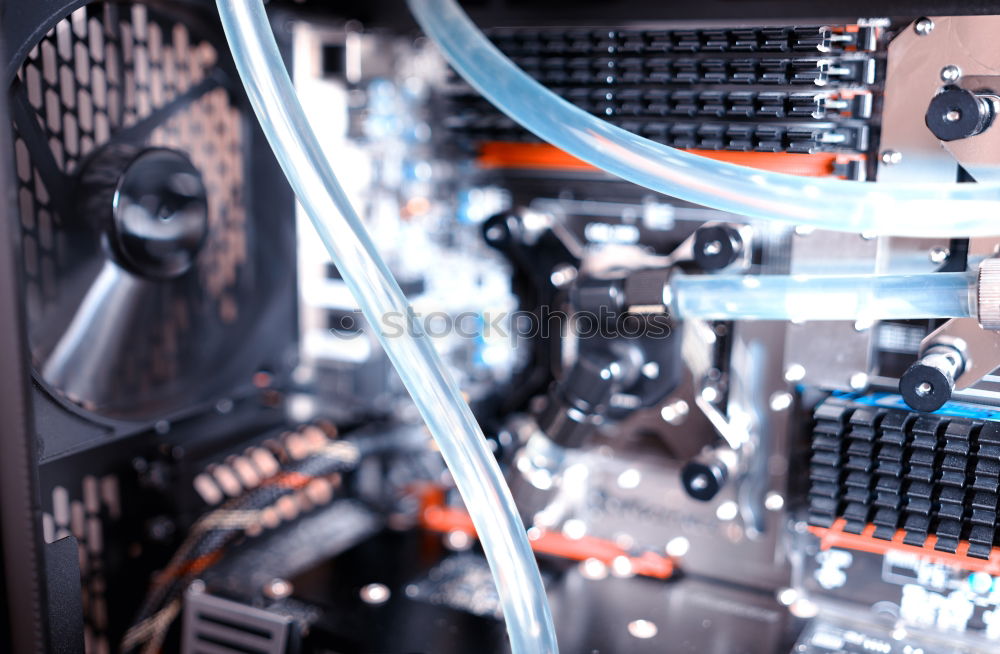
[42,474,121,654]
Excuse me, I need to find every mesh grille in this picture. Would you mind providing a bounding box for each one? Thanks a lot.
[10,2,249,407]
[43,475,121,654]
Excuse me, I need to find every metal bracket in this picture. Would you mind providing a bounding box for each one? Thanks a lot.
[694,392,749,451]
[580,221,751,278]
[901,247,1000,410]
[182,585,295,654]
[878,16,1000,183]
[920,317,1000,391]
[913,252,1000,394]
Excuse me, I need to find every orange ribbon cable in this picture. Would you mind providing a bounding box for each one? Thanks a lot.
[477,141,865,179]
[420,501,674,580]
[810,518,1000,576]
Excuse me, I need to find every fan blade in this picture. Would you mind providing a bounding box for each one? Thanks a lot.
[42,261,155,408]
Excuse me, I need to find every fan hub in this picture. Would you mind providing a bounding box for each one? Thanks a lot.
[110,148,209,279]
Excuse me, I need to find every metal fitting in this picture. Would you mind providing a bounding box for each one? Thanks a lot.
[900,343,966,412]
[977,258,1000,329]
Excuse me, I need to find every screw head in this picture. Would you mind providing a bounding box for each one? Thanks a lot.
[784,364,806,382]
[628,619,658,639]
[360,582,391,605]
[765,492,785,511]
[549,263,577,287]
[929,246,950,264]
[660,398,689,425]
[914,17,935,35]
[769,391,793,412]
[880,150,903,165]
[263,578,293,600]
[940,65,962,83]
[666,536,690,557]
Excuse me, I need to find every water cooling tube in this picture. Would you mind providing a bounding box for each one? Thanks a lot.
[408,0,1000,238]
[671,271,975,321]
[215,2,559,654]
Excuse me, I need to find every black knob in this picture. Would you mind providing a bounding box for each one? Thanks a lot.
[681,456,729,502]
[925,86,996,142]
[623,267,671,310]
[569,277,625,318]
[693,225,743,271]
[537,352,623,449]
[899,344,965,412]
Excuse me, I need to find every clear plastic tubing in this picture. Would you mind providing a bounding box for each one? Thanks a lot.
[214,2,558,653]
[672,272,974,321]
[409,0,1000,238]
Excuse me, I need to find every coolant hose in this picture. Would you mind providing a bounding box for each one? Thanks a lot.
[215,2,558,653]
[408,0,1000,238]
[671,271,974,321]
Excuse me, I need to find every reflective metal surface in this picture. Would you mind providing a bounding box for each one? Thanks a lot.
[877,16,1000,183]
[110,148,208,280]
